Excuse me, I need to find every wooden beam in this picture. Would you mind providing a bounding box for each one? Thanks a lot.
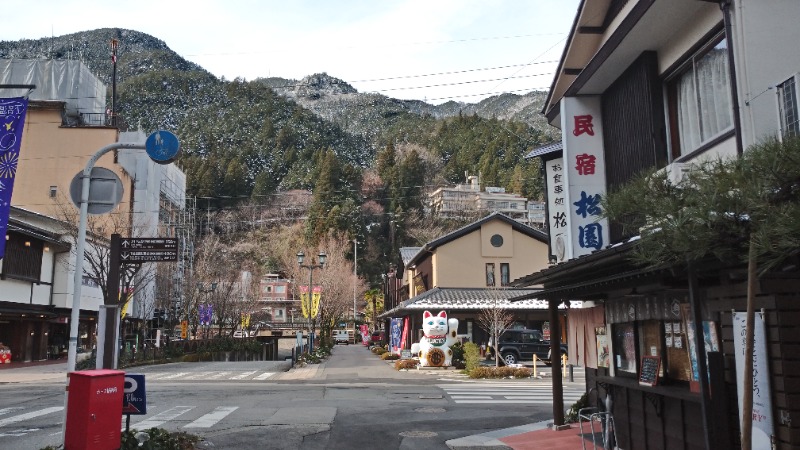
[578,26,605,34]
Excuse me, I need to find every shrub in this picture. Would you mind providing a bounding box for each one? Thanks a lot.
[120,427,199,450]
[451,342,465,366]
[565,392,590,424]
[372,346,387,355]
[463,342,481,372]
[381,352,399,360]
[394,359,419,370]
[468,366,532,379]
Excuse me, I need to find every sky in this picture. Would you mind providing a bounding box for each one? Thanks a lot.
[2,0,581,105]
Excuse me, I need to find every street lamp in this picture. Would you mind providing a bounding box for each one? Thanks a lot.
[197,282,217,340]
[297,250,326,351]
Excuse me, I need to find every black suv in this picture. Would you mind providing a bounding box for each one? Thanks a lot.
[486,329,568,365]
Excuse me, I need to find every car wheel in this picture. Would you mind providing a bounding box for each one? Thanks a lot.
[502,352,518,365]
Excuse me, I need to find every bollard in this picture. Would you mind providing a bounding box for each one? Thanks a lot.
[568,364,574,382]
[532,355,538,378]
[562,353,568,379]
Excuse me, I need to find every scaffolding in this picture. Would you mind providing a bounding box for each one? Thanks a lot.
[158,180,196,329]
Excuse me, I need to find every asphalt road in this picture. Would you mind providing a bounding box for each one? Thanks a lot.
[0,344,581,450]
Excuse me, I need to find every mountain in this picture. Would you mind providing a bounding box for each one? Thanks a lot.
[0,28,555,202]
[261,73,559,142]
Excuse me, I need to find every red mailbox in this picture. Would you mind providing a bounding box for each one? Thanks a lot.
[64,369,125,450]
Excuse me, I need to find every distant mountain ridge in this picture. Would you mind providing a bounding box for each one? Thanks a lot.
[0,28,555,202]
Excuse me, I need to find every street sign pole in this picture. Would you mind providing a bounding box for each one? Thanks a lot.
[97,234,121,369]
[63,142,144,443]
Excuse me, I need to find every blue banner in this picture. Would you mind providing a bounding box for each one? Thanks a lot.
[390,318,402,352]
[0,97,28,260]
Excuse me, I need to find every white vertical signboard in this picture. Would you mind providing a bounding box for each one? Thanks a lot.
[733,311,774,449]
[545,157,571,262]
[560,96,609,259]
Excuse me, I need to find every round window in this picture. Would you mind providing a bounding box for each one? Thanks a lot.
[490,234,504,247]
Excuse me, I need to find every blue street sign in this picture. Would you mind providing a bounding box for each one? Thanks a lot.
[145,130,180,164]
[122,373,147,415]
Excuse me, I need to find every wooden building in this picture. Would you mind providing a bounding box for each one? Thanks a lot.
[515,1,800,448]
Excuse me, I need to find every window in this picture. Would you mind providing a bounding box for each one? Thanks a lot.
[2,233,43,281]
[778,75,800,138]
[275,285,286,294]
[485,263,495,287]
[612,323,638,376]
[667,32,733,157]
[49,186,57,198]
[500,263,510,286]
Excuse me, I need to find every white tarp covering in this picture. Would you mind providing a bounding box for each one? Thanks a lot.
[0,59,106,121]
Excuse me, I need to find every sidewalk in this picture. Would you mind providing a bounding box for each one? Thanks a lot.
[0,360,68,384]
[447,420,601,450]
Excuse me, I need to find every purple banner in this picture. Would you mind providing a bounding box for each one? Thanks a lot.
[0,97,28,259]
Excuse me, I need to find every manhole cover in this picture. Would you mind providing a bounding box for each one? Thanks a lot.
[399,431,438,438]
[414,407,446,413]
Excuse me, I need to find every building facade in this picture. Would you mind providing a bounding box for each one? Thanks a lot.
[516,1,800,448]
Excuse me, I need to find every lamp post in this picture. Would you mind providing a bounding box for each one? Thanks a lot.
[197,282,217,340]
[297,250,326,351]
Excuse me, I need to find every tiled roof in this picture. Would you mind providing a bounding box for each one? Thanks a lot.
[525,141,562,159]
[382,287,582,317]
[400,247,422,267]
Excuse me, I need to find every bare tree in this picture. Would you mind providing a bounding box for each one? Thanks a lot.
[477,288,516,367]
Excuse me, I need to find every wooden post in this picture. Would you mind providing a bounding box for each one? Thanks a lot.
[549,299,564,426]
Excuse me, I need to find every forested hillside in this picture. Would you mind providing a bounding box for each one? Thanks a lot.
[1,28,556,281]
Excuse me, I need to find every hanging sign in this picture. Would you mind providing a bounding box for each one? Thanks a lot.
[0,97,29,259]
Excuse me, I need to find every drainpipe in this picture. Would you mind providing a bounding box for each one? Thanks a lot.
[720,0,744,156]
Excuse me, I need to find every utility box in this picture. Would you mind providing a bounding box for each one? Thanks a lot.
[64,369,124,450]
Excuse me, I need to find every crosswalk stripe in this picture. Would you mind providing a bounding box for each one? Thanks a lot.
[0,407,63,427]
[451,395,493,399]
[184,407,238,428]
[159,372,189,380]
[253,372,275,380]
[144,372,168,379]
[183,372,214,380]
[132,406,194,430]
[0,427,40,437]
[0,407,25,417]
[230,371,257,380]
[452,400,552,404]
[207,372,231,379]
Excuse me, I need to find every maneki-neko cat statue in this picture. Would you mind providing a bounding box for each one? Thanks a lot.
[412,310,459,367]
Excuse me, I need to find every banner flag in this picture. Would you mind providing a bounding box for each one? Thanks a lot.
[300,285,310,318]
[733,312,774,449]
[311,285,322,318]
[0,97,29,259]
[390,318,401,353]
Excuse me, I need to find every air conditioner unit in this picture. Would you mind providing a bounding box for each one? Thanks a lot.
[666,162,692,186]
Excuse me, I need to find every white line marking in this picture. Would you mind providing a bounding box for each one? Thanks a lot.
[0,407,63,427]
[453,400,558,404]
[132,406,194,429]
[207,372,231,379]
[0,427,40,437]
[183,372,213,380]
[230,371,257,380]
[159,372,189,380]
[184,406,238,429]
[0,407,24,417]
[450,395,493,399]
[254,372,275,380]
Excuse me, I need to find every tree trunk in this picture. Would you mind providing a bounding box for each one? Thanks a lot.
[741,235,757,450]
